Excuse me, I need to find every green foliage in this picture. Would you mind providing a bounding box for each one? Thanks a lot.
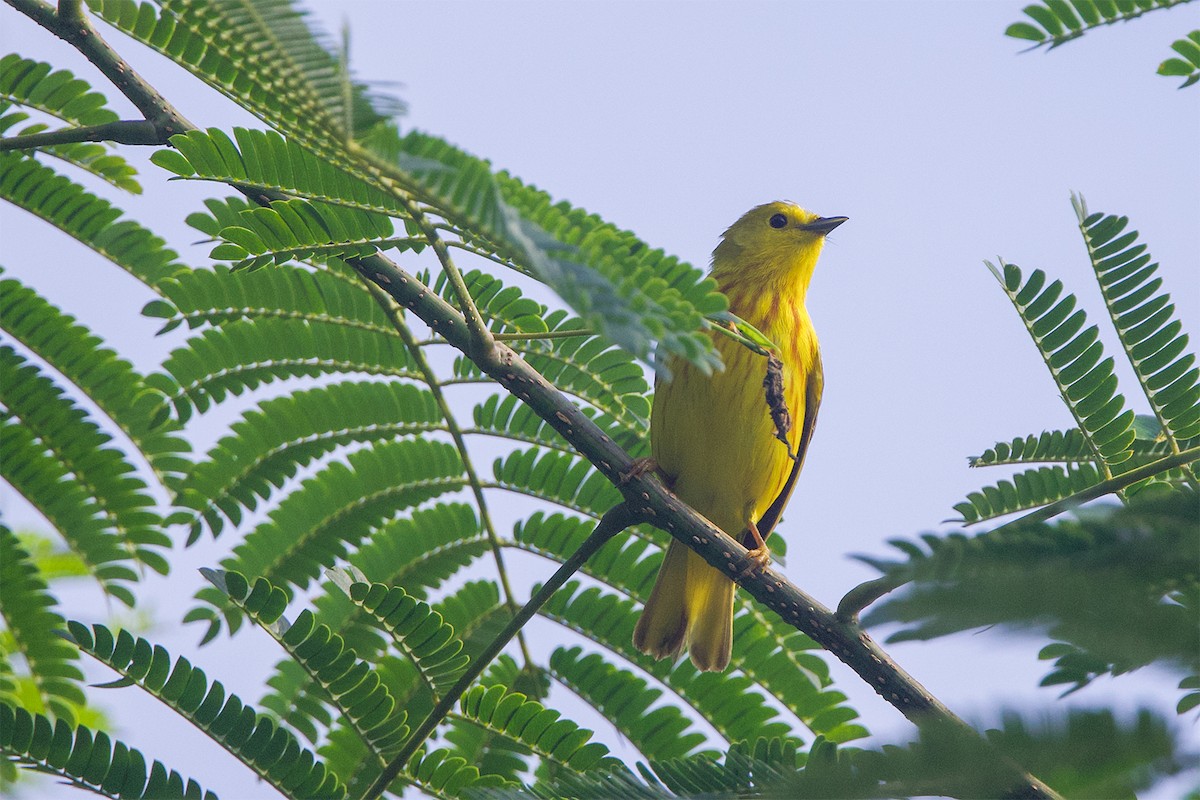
[0,54,119,127]
[0,151,184,287]
[0,272,188,480]
[173,380,443,543]
[0,705,216,800]
[960,198,1198,524]
[1005,0,1192,49]
[990,260,1136,464]
[0,104,139,191]
[0,525,85,723]
[341,577,472,696]
[1158,30,1200,86]
[66,621,346,799]
[863,491,1199,698]
[188,439,465,642]
[487,710,1187,800]
[4,1,1193,798]
[1074,195,1200,442]
[205,570,410,760]
[0,345,167,603]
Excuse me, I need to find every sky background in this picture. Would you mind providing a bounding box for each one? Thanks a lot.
[2,1,1198,797]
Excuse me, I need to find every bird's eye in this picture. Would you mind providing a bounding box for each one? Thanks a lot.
[768,213,788,229]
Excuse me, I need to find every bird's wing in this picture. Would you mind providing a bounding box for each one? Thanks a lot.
[753,351,824,542]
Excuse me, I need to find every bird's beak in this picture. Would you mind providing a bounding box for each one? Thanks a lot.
[799,216,849,235]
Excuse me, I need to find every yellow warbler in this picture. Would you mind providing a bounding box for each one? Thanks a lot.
[632,201,846,671]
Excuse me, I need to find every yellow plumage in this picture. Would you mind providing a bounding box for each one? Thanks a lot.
[632,201,845,671]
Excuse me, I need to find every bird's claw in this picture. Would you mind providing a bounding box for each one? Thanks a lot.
[621,457,662,485]
[736,546,772,580]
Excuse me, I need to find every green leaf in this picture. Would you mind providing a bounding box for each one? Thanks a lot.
[0,705,218,800]
[65,623,346,798]
[863,491,1199,692]
[189,440,464,642]
[1073,195,1200,444]
[0,347,167,601]
[214,571,410,759]
[341,579,471,695]
[0,525,85,722]
[0,152,185,287]
[0,55,119,127]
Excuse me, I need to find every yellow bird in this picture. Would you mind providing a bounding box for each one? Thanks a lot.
[632,201,846,672]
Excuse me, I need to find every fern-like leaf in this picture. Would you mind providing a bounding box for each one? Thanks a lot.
[1074,196,1200,443]
[548,646,707,761]
[989,260,1135,467]
[65,621,345,799]
[0,347,167,599]
[175,380,443,543]
[1005,0,1190,49]
[0,272,188,479]
[1158,30,1200,87]
[0,524,85,723]
[863,491,1199,694]
[188,439,464,642]
[149,316,420,423]
[953,462,1104,524]
[87,0,386,158]
[148,261,393,336]
[205,570,410,760]
[0,54,120,127]
[0,106,139,191]
[0,152,183,287]
[367,128,726,372]
[458,684,620,776]
[0,704,217,799]
[151,127,410,217]
[341,578,471,696]
[204,197,416,273]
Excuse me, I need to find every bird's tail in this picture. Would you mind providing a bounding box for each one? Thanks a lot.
[633,539,735,672]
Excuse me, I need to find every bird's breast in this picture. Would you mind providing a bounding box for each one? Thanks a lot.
[650,289,816,537]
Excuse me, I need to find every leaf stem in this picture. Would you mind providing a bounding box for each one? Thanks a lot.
[492,328,594,342]
[1006,445,1200,527]
[360,502,644,800]
[358,277,538,673]
[837,445,1200,616]
[0,121,165,151]
[11,0,192,138]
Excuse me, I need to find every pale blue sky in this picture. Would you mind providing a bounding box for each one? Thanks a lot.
[2,1,1198,797]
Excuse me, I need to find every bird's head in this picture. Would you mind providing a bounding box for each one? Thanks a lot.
[711,201,847,291]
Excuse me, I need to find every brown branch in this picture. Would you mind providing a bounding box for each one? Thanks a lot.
[9,0,193,138]
[348,250,1061,800]
[0,120,164,151]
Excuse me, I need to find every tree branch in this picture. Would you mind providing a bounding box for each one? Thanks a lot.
[0,120,165,151]
[9,0,193,137]
[348,250,1061,800]
[361,502,646,800]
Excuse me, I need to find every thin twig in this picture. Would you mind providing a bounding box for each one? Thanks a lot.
[360,502,645,800]
[357,278,538,673]
[836,445,1200,617]
[0,120,164,151]
[10,0,193,138]
[493,328,594,342]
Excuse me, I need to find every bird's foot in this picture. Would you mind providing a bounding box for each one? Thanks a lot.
[621,457,664,485]
[735,522,772,579]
